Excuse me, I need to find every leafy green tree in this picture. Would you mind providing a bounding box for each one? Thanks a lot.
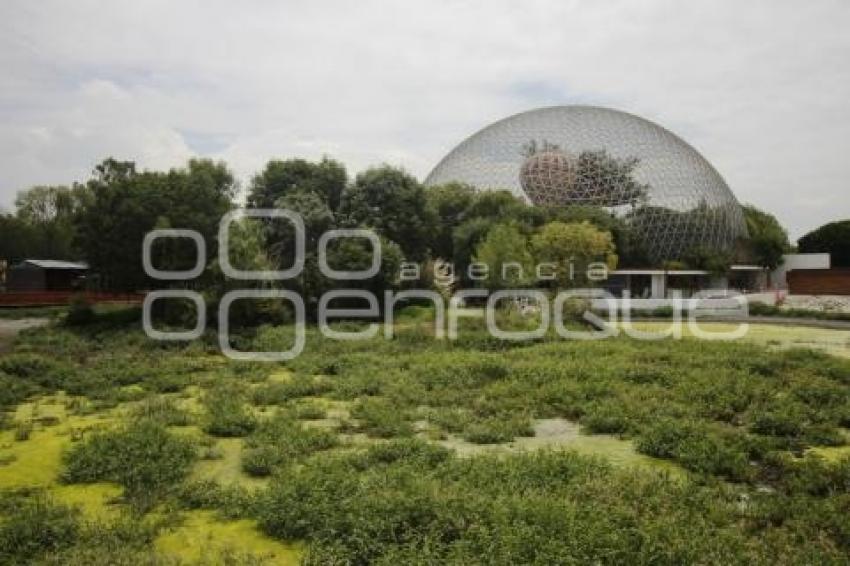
[531,221,617,287]
[340,166,433,261]
[681,246,734,276]
[75,158,235,291]
[473,222,535,289]
[545,205,649,267]
[464,189,531,220]
[742,204,790,269]
[452,217,497,285]
[12,184,88,260]
[425,182,477,260]
[0,213,36,263]
[206,218,288,327]
[573,150,648,206]
[247,157,347,211]
[798,219,850,267]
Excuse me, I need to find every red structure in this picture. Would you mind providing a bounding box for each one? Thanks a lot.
[787,268,850,295]
[0,291,143,307]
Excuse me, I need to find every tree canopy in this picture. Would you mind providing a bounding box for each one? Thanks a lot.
[740,204,791,269]
[247,157,347,212]
[340,166,433,262]
[798,219,850,267]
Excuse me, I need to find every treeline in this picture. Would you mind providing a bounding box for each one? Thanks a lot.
[0,157,640,287]
[0,155,793,300]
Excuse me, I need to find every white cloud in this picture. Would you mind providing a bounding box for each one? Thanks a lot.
[0,0,848,238]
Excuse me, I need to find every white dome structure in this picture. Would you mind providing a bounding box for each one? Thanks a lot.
[425,105,747,262]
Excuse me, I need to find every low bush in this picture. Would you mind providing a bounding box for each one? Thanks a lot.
[350,398,414,438]
[242,414,338,477]
[14,421,33,441]
[61,419,196,511]
[251,376,333,405]
[64,295,96,326]
[0,493,79,564]
[637,419,752,481]
[203,383,257,437]
[130,396,191,426]
[294,402,327,420]
[462,414,534,444]
[581,401,633,434]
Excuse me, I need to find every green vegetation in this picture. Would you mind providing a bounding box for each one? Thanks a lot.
[62,419,196,511]
[1,315,850,562]
[798,218,850,267]
[742,204,792,269]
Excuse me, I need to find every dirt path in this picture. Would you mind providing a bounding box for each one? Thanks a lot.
[0,318,48,354]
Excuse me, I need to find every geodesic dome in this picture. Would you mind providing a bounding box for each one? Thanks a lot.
[424,106,747,262]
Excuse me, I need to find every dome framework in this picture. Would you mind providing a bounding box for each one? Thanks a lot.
[425,106,747,263]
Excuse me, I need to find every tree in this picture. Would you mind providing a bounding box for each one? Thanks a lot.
[0,213,36,263]
[205,218,287,327]
[75,158,235,291]
[464,189,539,224]
[13,184,88,259]
[473,222,534,289]
[681,247,734,276]
[572,150,648,207]
[247,157,347,211]
[452,217,496,285]
[340,166,433,261]
[425,182,477,260]
[742,204,790,269]
[798,220,850,267]
[545,205,649,267]
[531,221,617,288]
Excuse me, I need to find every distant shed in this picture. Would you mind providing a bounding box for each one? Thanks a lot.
[6,259,89,292]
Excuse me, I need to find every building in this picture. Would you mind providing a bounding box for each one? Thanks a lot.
[5,259,89,292]
[425,105,748,264]
[770,253,831,290]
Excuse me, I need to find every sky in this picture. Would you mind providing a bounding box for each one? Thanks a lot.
[1,0,848,240]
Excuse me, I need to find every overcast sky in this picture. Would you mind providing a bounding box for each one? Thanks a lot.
[1,0,848,239]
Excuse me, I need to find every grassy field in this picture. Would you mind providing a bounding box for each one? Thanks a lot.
[0,310,849,564]
[627,320,850,358]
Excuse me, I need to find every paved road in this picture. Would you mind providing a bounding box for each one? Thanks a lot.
[0,318,48,354]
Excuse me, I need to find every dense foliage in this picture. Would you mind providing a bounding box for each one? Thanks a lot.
[798,219,850,267]
[1,313,848,562]
[742,204,792,269]
[62,419,196,511]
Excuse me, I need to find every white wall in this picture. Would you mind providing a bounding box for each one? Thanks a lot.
[771,253,831,289]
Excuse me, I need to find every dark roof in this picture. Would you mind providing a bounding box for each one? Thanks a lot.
[16,259,89,270]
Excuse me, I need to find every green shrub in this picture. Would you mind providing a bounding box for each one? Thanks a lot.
[130,396,191,426]
[61,419,196,511]
[294,402,327,420]
[350,398,413,438]
[0,494,79,563]
[14,421,33,441]
[353,439,451,470]
[581,401,632,434]
[203,384,257,437]
[251,376,333,405]
[242,414,338,477]
[463,415,533,444]
[749,405,806,437]
[64,295,96,326]
[638,419,751,481]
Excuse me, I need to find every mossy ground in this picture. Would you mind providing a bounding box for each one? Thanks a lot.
[155,510,302,565]
[1,314,850,563]
[628,320,850,358]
